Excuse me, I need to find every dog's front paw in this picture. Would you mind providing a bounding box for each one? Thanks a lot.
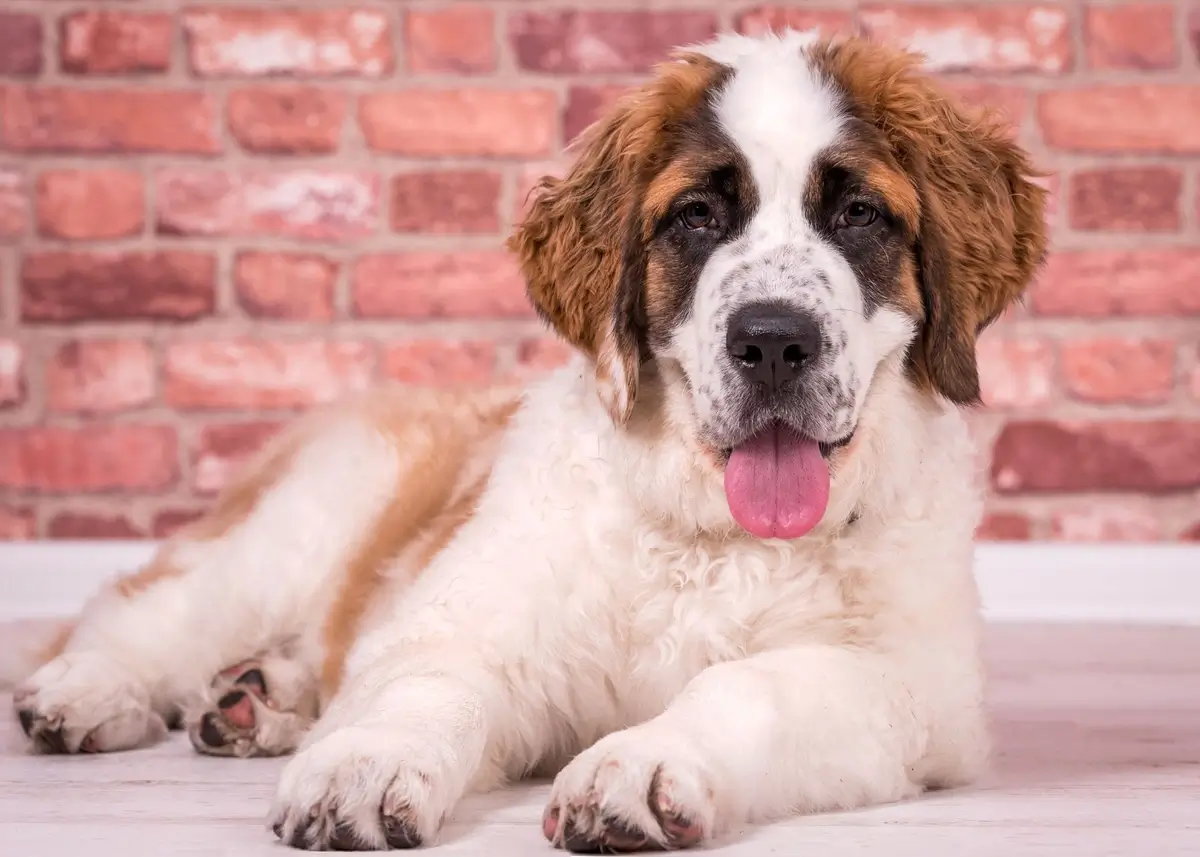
[269,727,459,850]
[13,652,164,754]
[544,725,716,853]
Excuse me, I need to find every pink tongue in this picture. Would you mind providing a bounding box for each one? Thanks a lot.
[723,424,830,540]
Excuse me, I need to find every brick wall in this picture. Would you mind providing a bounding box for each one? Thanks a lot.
[0,1,1197,543]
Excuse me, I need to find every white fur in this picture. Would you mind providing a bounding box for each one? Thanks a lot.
[269,349,987,847]
[12,30,992,853]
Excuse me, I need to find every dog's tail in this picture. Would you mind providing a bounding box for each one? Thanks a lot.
[0,618,74,690]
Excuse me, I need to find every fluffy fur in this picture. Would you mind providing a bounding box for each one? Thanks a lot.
[7,31,1046,853]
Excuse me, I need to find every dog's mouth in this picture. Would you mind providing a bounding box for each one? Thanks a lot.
[717,421,854,542]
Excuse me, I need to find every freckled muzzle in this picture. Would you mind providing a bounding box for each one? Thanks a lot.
[705,264,857,541]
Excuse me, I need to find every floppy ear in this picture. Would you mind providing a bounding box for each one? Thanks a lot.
[506,53,721,424]
[902,95,1049,405]
[814,39,1049,405]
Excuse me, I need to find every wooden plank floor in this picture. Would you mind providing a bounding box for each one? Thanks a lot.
[4,624,1199,856]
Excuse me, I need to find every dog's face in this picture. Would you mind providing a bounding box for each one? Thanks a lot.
[509,32,1047,540]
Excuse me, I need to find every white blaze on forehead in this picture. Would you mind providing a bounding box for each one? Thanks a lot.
[691,31,846,203]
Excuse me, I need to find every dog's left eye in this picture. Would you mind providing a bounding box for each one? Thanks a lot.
[679,201,715,230]
[840,201,878,229]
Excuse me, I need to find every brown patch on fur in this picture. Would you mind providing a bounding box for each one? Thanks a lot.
[108,424,313,602]
[641,156,715,234]
[507,52,727,424]
[891,253,923,319]
[810,37,1048,404]
[817,124,922,237]
[318,387,520,699]
[112,554,184,598]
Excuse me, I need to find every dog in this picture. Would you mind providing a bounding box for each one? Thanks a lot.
[7,30,1046,853]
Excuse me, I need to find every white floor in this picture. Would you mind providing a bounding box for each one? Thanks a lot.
[2,623,1198,856]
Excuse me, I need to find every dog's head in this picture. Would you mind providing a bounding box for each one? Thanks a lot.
[508,32,1047,540]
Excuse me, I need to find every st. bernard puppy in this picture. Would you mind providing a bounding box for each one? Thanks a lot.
[7,30,1046,853]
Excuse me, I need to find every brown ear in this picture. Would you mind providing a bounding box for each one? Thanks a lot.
[904,97,1049,405]
[814,39,1049,405]
[506,54,722,424]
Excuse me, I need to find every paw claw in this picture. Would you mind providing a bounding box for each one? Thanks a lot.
[547,730,712,852]
[12,652,156,754]
[382,813,422,849]
[329,820,373,851]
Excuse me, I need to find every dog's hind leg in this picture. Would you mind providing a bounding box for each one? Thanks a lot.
[11,409,411,755]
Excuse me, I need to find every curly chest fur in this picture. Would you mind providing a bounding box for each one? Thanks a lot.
[614,527,872,720]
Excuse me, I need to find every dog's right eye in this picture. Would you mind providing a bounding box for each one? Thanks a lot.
[679,201,715,230]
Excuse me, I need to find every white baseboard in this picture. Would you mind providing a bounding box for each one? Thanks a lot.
[0,540,1198,625]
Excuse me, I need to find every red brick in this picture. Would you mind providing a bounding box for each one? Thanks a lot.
[228,86,346,155]
[192,421,283,494]
[61,12,172,75]
[507,337,576,382]
[563,85,628,144]
[941,83,1030,134]
[976,337,1055,408]
[976,512,1033,541]
[1086,4,1177,70]
[0,169,29,238]
[21,252,216,323]
[735,7,854,38]
[1033,250,1200,317]
[1039,86,1200,153]
[510,11,717,73]
[1037,171,1061,222]
[1050,504,1161,542]
[0,14,43,76]
[46,340,155,414]
[0,339,23,408]
[156,170,379,240]
[0,506,35,541]
[406,7,496,74]
[353,252,531,320]
[360,89,556,158]
[234,252,336,321]
[991,421,1200,494]
[1068,167,1181,232]
[381,340,497,386]
[183,8,393,77]
[1185,8,1200,65]
[48,512,144,540]
[390,170,500,234]
[2,88,219,155]
[516,338,574,373]
[1059,338,1176,405]
[0,425,178,493]
[153,509,205,538]
[859,5,1070,73]
[512,158,572,224]
[36,170,145,240]
[165,340,374,410]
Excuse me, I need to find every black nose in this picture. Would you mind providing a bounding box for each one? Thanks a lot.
[726,303,823,392]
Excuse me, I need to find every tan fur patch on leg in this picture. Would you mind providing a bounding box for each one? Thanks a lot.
[318,387,520,700]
